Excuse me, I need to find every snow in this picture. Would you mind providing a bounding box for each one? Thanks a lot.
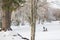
[0,31,24,40]
[0,21,60,40]
[36,21,60,40]
[35,31,60,40]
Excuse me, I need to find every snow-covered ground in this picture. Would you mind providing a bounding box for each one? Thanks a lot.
[0,21,60,40]
[36,21,60,40]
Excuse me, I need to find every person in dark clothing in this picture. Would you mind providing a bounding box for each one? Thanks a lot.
[43,27,46,31]
[43,27,48,32]
[46,28,48,31]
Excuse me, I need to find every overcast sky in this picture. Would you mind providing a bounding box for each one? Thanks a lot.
[47,0,60,9]
[47,0,60,2]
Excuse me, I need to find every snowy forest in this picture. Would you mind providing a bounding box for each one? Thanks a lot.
[0,0,60,40]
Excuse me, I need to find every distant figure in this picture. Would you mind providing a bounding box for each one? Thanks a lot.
[43,27,48,32]
[43,27,46,31]
[46,28,48,31]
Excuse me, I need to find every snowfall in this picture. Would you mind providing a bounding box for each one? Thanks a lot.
[0,21,60,40]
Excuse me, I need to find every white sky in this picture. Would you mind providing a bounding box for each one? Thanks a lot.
[47,0,60,9]
[47,0,60,2]
[47,0,56,2]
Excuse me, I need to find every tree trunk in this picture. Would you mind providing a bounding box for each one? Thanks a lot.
[31,0,37,40]
[2,10,12,31]
[1,0,12,31]
[31,22,36,40]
